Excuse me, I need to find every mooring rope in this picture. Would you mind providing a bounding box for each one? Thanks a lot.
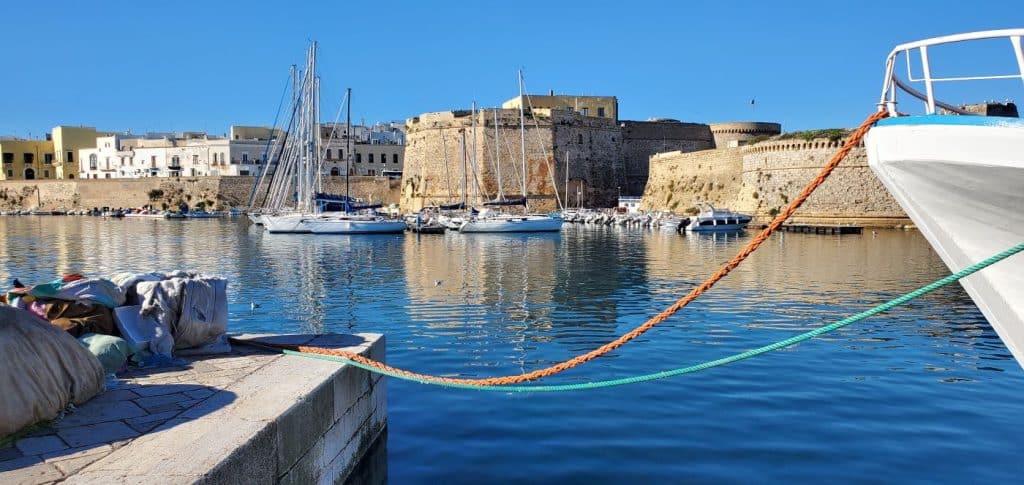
[233,111,892,385]
[234,241,1024,392]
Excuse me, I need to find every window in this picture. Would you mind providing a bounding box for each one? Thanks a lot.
[597,107,605,117]
[193,155,198,164]
[129,157,134,166]
[330,167,340,176]
[121,157,125,166]
[239,170,250,176]
[578,134,583,144]
[326,149,332,159]
[24,153,34,164]
[24,168,35,179]
[171,156,180,167]
[581,107,589,116]
[380,153,385,163]
[5,169,11,177]
[369,154,374,163]
[89,154,98,169]
[2,153,13,164]
[392,154,398,163]
[69,174,74,179]
[67,151,74,163]
[105,173,110,179]
[241,153,249,163]
[105,157,110,169]
[151,156,156,167]
[44,153,53,164]
[356,153,362,163]
[339,150,344,161]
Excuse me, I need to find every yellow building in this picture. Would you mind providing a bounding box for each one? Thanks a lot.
[52,126,111,179]
[502,93,618,121]
[0,138,56,180]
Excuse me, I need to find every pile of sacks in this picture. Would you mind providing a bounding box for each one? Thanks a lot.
[0,272,228,436]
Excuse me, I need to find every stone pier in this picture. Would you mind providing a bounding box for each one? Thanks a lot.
[0,333,386,484]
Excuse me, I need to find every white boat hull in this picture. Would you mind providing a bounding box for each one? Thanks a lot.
[305,218,406,234]
[866,117,1024,367]
[459,215,563,233]
[263,214,312,234]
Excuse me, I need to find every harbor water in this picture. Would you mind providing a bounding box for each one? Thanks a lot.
[3,216,1023,482]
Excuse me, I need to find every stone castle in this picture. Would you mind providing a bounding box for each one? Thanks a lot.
[400,95,715,212]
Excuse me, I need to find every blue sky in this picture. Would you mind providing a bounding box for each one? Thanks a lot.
[1,1,1021,138]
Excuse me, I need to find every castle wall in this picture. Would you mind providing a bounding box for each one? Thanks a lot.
[620,121,714,196]
[641,137,912,227]
[640,147,743,213]
[0,176,400,211]
[401,109,714,211]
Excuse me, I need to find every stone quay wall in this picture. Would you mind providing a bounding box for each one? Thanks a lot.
[641,137,912,227]
[402,109,713,211]
[0,176,400,211]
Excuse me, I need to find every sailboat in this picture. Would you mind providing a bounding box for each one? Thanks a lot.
[864,29,1024,368]
[263,43,404,235]
[304,87,406,234]
[459,71,562,233]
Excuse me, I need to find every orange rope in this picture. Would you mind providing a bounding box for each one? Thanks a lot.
[242,111,889,385]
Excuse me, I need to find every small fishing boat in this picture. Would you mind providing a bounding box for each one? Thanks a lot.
[864,28,1024,368]
[678,203,751,232]
[184,211,222,219]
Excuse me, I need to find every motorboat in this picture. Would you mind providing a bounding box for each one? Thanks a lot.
[678,203,751,232]
[864,29,1024,368]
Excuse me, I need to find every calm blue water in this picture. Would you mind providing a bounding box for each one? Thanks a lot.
[2,216,1022,483]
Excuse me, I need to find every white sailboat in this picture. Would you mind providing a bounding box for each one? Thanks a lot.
[263,44,404,235]
[304,87,405,235]
[864,29,1024,368]
[460,70,562,233]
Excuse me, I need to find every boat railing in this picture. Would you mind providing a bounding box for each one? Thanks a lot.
[878,28,1024,116]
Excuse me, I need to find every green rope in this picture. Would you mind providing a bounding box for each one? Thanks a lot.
[275,242,1024,392]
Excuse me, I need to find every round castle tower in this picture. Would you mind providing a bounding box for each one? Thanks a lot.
[709,122,782,148]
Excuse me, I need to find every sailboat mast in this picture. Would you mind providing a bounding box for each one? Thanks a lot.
[494,108,502,201]
[471,101,478,204]
[460,132,468,208]
[565,150,569,210]
[345,87,351,212]
[518,69,527,211]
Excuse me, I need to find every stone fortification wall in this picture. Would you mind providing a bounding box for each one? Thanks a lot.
[402,109,713,211]
[641,136,911,227]
[734,138,907,225]
[709,122,782,148]
[620,121,714,195]
[0,176,400,211]
[640,148,743,213]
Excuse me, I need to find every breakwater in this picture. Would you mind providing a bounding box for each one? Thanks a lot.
[0,176,401,211]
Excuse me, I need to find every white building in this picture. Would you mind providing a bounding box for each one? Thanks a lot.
[78,126,279,179]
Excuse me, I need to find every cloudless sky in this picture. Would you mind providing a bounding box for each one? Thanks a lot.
[1,0,1021,138]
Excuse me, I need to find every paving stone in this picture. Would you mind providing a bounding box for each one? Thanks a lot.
[183,388,216,400]
[0,460,60,484]
[14,435,68,456]
[0,454,43,472]
[42,444,112,462]
[124,411,180,427]
[56,400,148,428]
[88,389,139,405]
[57,422,139,448]
[131,383,204,397]
[134,392,191,411]
[44,444,112,476]
[0,445,23,462]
